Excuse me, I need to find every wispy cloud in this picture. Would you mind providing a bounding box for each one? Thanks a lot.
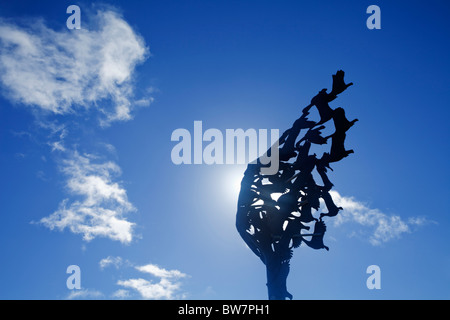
[0,9,150,126]
[330,191,432,246]
[0,8,150,244]
[117,263,188,300]
[111,289,131,299]
[39,151,136,244]
[136,264,187,279]
[99,256,131,269]
[66,257,193,300]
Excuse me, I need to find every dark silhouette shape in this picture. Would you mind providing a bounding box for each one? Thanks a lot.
[305,88,335,125]
[299,125,328,145]
[279,115,315,161]
[303,220,329,251]
[319,188,343,219]
[330,70,353,97]
[326,107,358,163]
[236,70,357,300]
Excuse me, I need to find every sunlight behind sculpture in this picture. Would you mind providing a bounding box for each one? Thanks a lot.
[236,70,357,300]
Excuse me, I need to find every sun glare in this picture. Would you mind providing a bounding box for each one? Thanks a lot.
[229,168,245,197]
[222,165,246,205]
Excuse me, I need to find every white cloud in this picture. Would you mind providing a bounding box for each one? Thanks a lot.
[330,190,431,246]
[49,141,66,152]
[117,264,188,300]
[99,256,125,270]
[111,289,131,299]
[66,288,104,300]
[0,9,150,126]
[98,258,189,299]
[136,264,187,279]
[39,151,136,244]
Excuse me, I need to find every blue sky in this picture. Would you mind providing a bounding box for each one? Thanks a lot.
[0,0,449,299]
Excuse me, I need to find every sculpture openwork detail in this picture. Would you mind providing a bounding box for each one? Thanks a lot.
[236,71,357,300]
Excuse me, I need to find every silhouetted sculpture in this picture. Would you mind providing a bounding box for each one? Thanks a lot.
[236,70,357,300]
[303,220,329,251]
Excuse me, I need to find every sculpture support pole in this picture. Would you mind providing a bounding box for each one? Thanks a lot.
[266,254,291,300]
